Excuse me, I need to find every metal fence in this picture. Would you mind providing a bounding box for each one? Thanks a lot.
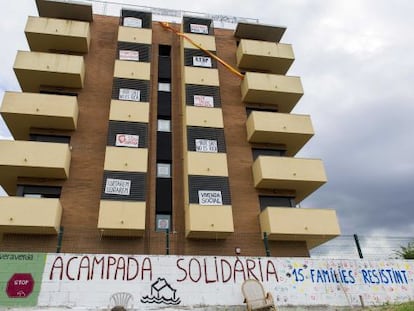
[1,225,412,259]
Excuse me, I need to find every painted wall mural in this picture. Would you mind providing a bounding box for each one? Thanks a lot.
[0,252,413,309]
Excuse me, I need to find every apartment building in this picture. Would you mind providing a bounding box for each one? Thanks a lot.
[0,0,340,257]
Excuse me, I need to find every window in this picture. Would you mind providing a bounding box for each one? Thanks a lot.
[157,163,171,178]
[17,185,62,198]
[252,148,286,160]
[157,119,171,132]
[29,134,70,144]
[259,196,296,210]
[158,82,171,92]
[159,45,171,56]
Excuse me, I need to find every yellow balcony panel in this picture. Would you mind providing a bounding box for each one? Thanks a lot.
[187,152,228,176]
[241,72,303,112]
[236,39,294,74]
[109,100,149,123]
[0,197,62,234]
[184,67,219,86]
[259,207,340,249]
[186,204,234,239]
[36,0,93,22]
[246,111,314,156]
[0,140,71,194]
[118,26,152,44]
[114,60,150,80]
[104,147,148,173]
[183,33,216,51]
[1,91,79,140]
[14,51,85,92]
[25,16,90,53]
[252,156,327,202]
[235,22,285,43]
[186,106,223,128]
[98,200,145,237]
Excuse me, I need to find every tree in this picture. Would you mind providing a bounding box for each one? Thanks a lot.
[395,241,414,259]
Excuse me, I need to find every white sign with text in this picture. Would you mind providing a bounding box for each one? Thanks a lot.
[194,95,214,107]
[104,178,131,196]
[198,190,223,205]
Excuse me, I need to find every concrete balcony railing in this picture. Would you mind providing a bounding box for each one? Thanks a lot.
[0,91,78,140]
[236,39,294,74]
[104,147,148,173]
[259,207,340,249]
[113,60,150,80]
[187,152,228,177]
[118,26,152,44]
[14,50,85,92]
[25,16,90,53]
[246,111,314,156]
[186,204,234,239]
[0,140,71,195]
[241,72,303,112]
[185,106,224,128]
[0,197,62,234]
[98,200,146,237]
[252,156,327,202]
[184,67,219,86]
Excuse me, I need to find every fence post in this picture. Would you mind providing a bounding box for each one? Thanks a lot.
[354,234,364,258]
[166,228,170,255]
[263,232,270,257]
[56,226,64,253]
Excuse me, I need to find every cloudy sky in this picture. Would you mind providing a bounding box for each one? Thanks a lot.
[1,0,414,239]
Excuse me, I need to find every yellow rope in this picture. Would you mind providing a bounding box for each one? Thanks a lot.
[159,22,244,80]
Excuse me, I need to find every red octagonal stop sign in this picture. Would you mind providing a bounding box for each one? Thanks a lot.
[6,273,34,298]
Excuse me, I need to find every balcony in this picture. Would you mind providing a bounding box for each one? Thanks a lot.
[0,140,71,195]
[185,106,223,128]
[118,26,152,44]
[25,16,90,53]
[187,152,228,176]
[36,0,93,22]
[104,147,148,173]
[183,33,216,51]
[235,22,285,43]
[236,39,294,74]
[109,100,149,123]
[252,156,327,202]
[184,67,219,86]
[259,207,340,249]
[0,197,62,234]
[113,60,150,80]
[1,91,78,140]
[246,111,313,156]
[186,204,234,239]
[241,72,303,112]
[98,200,146,237]
[14,50,85,92]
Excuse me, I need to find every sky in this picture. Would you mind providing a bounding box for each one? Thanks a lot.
[1,0,414,239]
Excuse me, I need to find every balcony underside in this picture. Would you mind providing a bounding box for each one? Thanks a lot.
[36,0,93,22]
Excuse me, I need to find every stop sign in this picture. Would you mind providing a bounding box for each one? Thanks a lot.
[6,273,34,298]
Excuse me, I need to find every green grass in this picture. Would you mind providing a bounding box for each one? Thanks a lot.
[367,301,414,310]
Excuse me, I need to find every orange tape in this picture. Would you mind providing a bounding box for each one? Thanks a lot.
[159,22,244,80]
